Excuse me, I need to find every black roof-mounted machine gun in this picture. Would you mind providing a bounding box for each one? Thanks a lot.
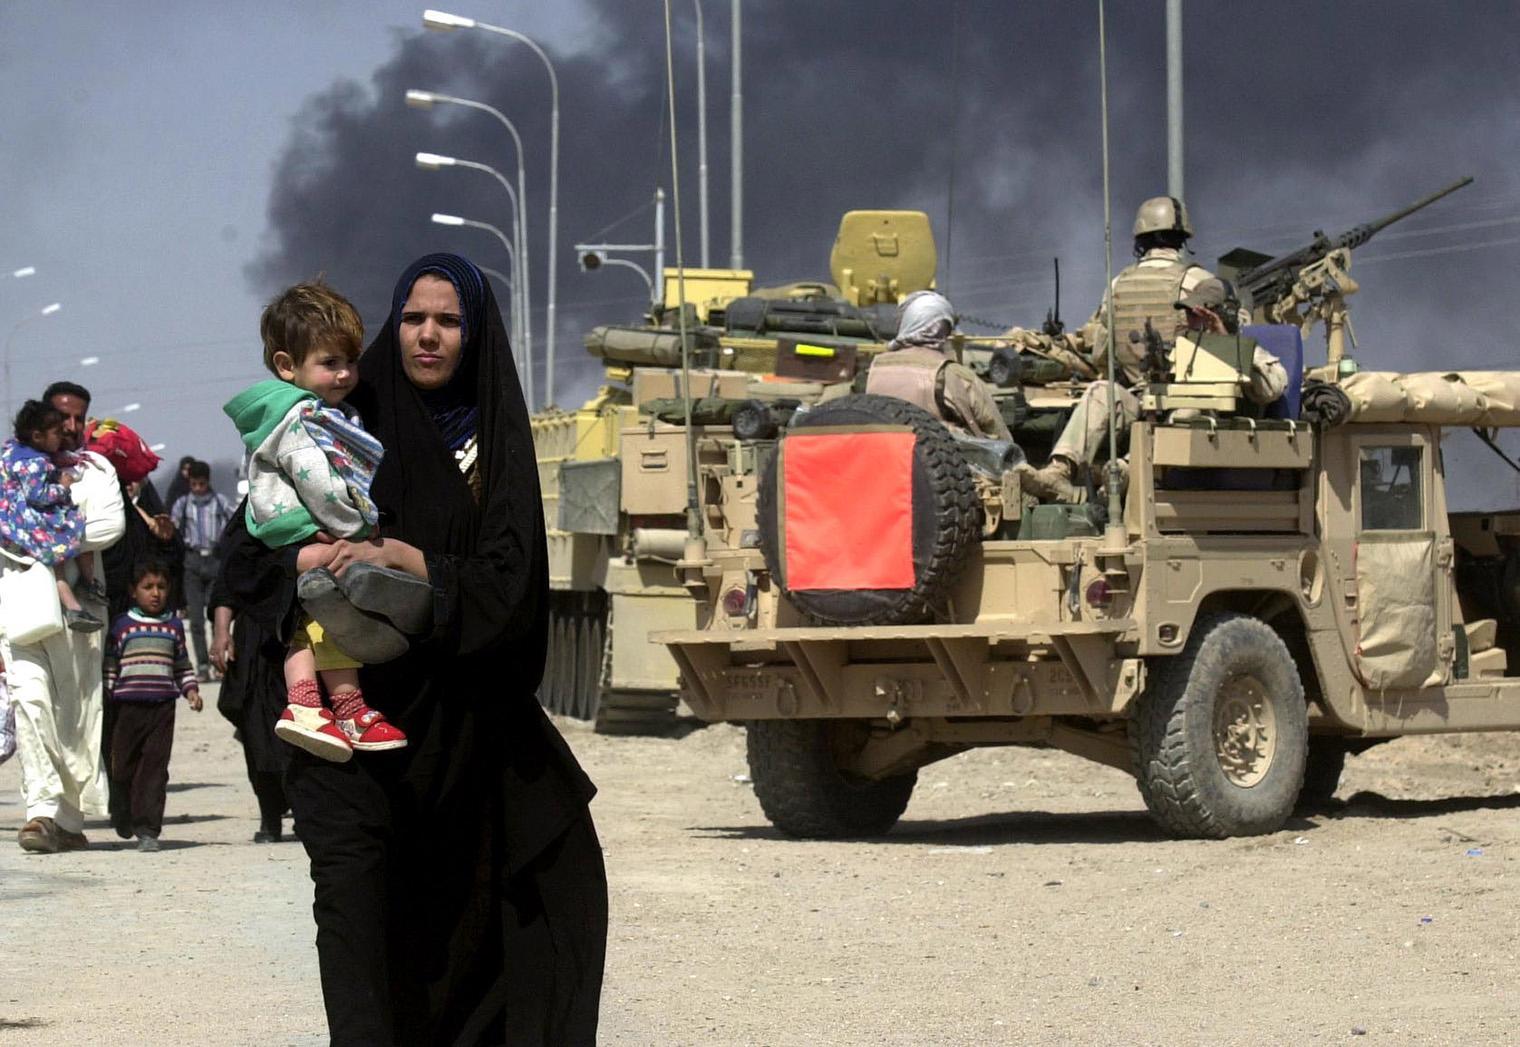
[1217,176,1473,376]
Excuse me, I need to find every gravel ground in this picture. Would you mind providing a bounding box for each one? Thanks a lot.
[3,688,1519,1045]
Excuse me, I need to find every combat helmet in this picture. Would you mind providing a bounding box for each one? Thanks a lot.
[1133,196,1194,239]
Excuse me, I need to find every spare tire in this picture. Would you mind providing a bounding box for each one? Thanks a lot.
[757,393,980,626]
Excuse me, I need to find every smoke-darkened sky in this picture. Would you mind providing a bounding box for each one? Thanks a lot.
[5,2,1519,502]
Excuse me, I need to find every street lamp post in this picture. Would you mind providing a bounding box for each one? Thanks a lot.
[574,188,666,310]
[4,301,61,416]
[693,0,709,268]
[730,0,743,270]
[416,151,527,366]
[430,211,523,381]
[423,11,561,407]
[577,252,655,301]
[478,265,515,301]
[406,90,532,375]
[431,213,535,407]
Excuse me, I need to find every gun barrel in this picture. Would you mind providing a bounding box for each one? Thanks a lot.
[1238,175,1474,292]
[1341,175,1474,249]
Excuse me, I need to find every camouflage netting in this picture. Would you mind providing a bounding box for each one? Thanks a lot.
[1338,371,1520,426]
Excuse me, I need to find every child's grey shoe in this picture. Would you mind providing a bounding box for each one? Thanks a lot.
[297,568,410,664]
[136,834,160,853]
[65,608,104,633]
[339,563,434,636]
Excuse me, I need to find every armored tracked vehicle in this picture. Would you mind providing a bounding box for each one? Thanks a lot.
[655,203,1520,839]
[532,210,936,732]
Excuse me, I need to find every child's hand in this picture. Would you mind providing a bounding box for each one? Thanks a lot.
[58,471,75,488]
[187,690,203,712]
[296,540,342,572]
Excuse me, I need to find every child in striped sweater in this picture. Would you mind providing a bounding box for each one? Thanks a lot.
[104,560,202,852]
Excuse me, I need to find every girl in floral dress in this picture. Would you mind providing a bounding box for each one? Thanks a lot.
[0,400,102,631]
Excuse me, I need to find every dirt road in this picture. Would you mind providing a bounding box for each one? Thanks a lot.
[3,692,1518,1045]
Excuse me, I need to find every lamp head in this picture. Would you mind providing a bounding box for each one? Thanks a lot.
[40,303,61,316]
[12,266,35,279]
[415,152,456,170]
[579,251,605,272]
[422,10,475,31]
[405,89,436,109]
[431,213,466,227]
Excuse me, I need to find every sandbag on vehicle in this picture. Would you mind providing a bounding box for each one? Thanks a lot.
[1462,371,1520,426]
[1399,372,1486,425]
[756,394,981,626]
[1338,371,1409,422]
[1335,370,1520,426]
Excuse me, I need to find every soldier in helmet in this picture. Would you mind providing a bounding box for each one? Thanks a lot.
[866,289,1012,441]
[1005,195,1228,381]
[1085,195,1217,373]
[1018,277,1286,503]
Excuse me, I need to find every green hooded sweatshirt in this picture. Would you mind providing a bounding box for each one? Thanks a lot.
[223,379,323,548]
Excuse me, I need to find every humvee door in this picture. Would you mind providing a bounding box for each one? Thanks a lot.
[1324,428,1454,690]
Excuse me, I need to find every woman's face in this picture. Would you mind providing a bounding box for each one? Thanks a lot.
[399,274,465,390]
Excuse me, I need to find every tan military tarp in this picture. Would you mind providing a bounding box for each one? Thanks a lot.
[1354,531,1444,690]
[1340,370,1520,426]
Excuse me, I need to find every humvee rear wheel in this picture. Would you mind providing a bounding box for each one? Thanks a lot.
[746,720,917,839]
[1131,613,1308,839]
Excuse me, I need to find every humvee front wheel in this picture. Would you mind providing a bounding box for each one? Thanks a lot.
[746,720,917,839]
[1131,613,1308,839]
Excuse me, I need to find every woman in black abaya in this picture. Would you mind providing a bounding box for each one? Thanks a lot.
[220,254,606,1045]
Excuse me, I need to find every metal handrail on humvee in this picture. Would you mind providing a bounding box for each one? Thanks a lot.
[654,185,1520,840]
[531,210,937,732]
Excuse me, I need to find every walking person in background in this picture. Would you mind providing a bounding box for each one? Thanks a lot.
[169,460,234,682]
[162,455,195,512]
[85,417,171,621]
[209,536,290,844]
[85,416,171,822]
[5,379,125,853]
[104,560,202,852]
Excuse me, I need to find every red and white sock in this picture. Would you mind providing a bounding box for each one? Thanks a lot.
[288,679,323,709]
[329,688,369,722]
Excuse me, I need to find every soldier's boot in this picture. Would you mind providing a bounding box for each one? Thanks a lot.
[1016,457,1081,504]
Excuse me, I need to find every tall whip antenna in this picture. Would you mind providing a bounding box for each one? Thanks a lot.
[664,0,703,542]
[1098,0,1124,536]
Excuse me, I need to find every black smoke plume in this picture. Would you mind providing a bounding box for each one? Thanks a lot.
[250,1,1520,503]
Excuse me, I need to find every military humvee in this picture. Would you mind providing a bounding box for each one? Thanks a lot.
[531,210,935,732]
[654,278,1520,839]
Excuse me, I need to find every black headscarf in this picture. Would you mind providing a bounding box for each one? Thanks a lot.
[388,253,485,451]
[354,252,548,682]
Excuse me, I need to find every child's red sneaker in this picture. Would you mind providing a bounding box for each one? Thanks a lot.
[274,704,354,763]
[340,708,408,752]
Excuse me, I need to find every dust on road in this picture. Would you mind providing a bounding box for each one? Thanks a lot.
[3,690,1517,1045]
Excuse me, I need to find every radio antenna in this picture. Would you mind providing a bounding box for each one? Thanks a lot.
[1098,0,1126,548]
[663,0,702,544]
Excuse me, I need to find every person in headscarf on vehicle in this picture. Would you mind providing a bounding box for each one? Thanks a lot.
[218,253,607,1046]
[865,289,1012,440]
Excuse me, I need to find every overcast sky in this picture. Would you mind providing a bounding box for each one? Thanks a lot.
[3,1,1518,504]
